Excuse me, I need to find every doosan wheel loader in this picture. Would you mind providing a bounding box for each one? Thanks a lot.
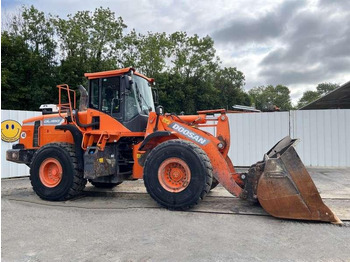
[6,67,341,223]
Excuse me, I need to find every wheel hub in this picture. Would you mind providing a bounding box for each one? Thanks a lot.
[39,158,63,187]
[158,158,191,193]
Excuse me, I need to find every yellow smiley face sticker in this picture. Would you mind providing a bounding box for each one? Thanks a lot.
[1,120,22,143]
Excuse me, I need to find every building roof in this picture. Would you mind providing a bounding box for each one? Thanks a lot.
[300,81,350,110]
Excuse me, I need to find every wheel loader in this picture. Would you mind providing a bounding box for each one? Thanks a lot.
[6,67,341,223]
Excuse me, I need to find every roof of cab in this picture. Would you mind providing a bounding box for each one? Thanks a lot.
[84,67,154,83]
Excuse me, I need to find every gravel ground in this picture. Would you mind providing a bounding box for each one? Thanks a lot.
[2,168,350,262]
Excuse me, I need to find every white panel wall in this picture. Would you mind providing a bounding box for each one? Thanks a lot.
[228,112,290,166]
[1,109,349,178]
[228,109,350,167]
[292,109,350,167]
[1,110,41,178]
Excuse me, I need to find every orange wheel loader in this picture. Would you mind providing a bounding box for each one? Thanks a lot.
[6,67,341,223]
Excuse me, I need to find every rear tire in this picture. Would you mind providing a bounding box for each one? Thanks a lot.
[30,143,87,201]
[89,181,122,188]
[144,140,213,210]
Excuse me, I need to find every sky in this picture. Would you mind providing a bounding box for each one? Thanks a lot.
[2,0,350,104]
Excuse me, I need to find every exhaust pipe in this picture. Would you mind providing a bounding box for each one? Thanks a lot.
[78,85,88,111]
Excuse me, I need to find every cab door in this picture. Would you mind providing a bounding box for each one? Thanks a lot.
[89,76,123,122]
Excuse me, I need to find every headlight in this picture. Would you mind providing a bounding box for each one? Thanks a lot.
[21,132,27,139]
[6,151,19,160]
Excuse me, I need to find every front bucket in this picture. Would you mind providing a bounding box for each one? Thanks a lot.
[246,136,341,223]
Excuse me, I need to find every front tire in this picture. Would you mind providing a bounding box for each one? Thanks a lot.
[144,140,213,210]
[30,143,87,201]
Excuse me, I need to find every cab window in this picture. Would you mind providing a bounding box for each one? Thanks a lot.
[101,76,120,114]
[90,79,99,109]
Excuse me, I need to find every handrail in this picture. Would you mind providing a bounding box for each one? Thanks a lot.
[57,84,76,121]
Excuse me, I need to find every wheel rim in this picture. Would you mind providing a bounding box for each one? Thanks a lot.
[158,157,191,193]
[39,158,63,188]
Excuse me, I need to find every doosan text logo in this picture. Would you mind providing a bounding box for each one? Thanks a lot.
[169,123,209,146]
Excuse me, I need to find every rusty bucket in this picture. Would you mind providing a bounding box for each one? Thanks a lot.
[247,136,341,223]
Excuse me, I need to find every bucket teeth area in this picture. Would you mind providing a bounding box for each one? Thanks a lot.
[242,136,342,224]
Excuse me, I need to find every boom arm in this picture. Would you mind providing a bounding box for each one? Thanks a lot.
[139,110,244,197]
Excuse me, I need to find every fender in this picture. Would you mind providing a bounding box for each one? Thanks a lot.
[138,131,178,166]
[55,124,84,170]
[139,131,173,151]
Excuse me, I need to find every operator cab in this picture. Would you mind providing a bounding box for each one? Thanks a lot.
[84,68,155,132]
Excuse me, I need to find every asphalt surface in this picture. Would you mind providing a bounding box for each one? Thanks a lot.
[2,167,350,262]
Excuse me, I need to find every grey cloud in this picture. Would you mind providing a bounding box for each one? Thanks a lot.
[259,3,350,86]
[260,67,330,86]
[318,0,350,9]
[212,0,305,44]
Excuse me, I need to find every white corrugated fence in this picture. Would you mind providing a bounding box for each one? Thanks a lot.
[290,109,350,167]
[1,110,41,178]
[1,109,349,178]
[228,109,350,167]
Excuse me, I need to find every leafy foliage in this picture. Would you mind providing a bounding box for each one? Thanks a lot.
[2,5,294,114]
[2,6,58,110]
[297,91,320,108]
[296,82,339,109]
[316,82,339,95]
[248,85,292,111]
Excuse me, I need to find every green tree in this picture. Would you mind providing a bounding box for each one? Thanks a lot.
[136,32,171,77]
[249,85,292,111]
[296,82,339,109]
[158,33,222,113]
[120,29,141,68]
[2,6,58,110]
[53,7,126,87]
[89,7,126,71]
[120,31,172,77]
[1,32,32,109]
[53,10,93,86]
[316,82,339,95]
[169,32,219,79]
[2,5,250,114]
[21,6,58,109]
[21,5,56,57]
[297,91,320,108]
[214,67,249,110]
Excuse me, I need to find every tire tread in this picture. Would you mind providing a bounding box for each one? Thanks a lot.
[30,143,86,201]
[144,139,213,210]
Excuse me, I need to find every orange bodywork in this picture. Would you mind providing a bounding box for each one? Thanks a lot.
[20,105,243,196]
[84,67,154,83]
[21,115,74,148]
[137,110,243,196]
[20,109,142,150]
[19,67,243,197]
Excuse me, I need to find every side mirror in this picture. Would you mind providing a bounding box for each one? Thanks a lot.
[152,87,159,105]
[126,76,133,90]
[155,105,164,116]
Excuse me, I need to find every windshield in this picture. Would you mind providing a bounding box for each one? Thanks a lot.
[124,75,155,121]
